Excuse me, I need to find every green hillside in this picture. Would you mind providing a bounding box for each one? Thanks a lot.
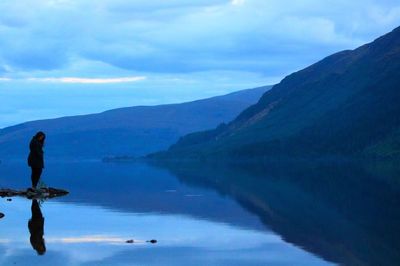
[150,26,400,160]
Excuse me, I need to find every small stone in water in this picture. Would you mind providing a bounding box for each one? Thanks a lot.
[126,239,134,243]
[6,198,12,201]
[0,213,4,219]
[148,239,157,244]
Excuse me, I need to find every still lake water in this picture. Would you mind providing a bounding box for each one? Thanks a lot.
[0,160,399,266]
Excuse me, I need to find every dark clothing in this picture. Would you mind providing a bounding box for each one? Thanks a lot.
[28,199,46,255]
[31,167,42,188]
[28,137,44,169]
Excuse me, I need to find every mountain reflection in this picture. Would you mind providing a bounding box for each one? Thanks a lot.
[154,160,400,266]
[28,199,46,255]
[2,160,399,264]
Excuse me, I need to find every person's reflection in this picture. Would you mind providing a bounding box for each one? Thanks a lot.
[28,199,46,255]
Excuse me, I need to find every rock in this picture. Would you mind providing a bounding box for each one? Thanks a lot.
[0,213,4,219]
[0,187,68,199]
[126,239,157,244]
[47,187,69,197]
[6,198,12,201]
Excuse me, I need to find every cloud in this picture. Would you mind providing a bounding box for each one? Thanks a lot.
[26,76,147,84]
[231,0,245,6]
[1,0,399,127]
[0,0,399,76]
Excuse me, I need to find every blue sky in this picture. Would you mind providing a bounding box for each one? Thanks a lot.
[0,0,399,128]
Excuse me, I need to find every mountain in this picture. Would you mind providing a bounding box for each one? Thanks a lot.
[0,86,270,160]
[150,26,400,160]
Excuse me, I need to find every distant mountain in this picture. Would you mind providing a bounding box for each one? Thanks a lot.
[151,26,400,160]
[0,86,270,160]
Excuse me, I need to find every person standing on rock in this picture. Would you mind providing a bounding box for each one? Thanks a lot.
[27,131,46,190]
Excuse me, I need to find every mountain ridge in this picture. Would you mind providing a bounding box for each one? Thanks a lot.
[0,86,270,159]
[150,26,400,160]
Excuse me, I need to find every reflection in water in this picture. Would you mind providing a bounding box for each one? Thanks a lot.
[154,160,400,266]
[28,199,46,255]
[1,160,399,265]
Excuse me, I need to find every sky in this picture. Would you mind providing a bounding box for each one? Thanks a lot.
[0,0,399,128]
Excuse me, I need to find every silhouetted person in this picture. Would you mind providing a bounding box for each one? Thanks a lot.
[27,131,45,190]
[28,199,46,255]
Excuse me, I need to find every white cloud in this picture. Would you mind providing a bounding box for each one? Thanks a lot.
[1,0,399,76]
[26,76,147,84]
[231,0,245,6]
[0,0,399,127]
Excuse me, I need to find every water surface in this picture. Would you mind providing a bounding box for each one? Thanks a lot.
[0,160,399,265]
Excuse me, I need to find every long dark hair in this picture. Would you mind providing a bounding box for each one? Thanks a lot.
[34,131,46,145]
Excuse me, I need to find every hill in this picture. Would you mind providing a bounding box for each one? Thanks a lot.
[0,86,270,160]
[151,26,400,160]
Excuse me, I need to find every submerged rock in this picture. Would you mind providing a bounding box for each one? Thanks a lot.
[125,239,157,244]
[0,213,4,219]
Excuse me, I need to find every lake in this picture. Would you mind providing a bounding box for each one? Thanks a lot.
[0,160,399,265]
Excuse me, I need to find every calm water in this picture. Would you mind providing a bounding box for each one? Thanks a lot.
[0,160,399,266]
